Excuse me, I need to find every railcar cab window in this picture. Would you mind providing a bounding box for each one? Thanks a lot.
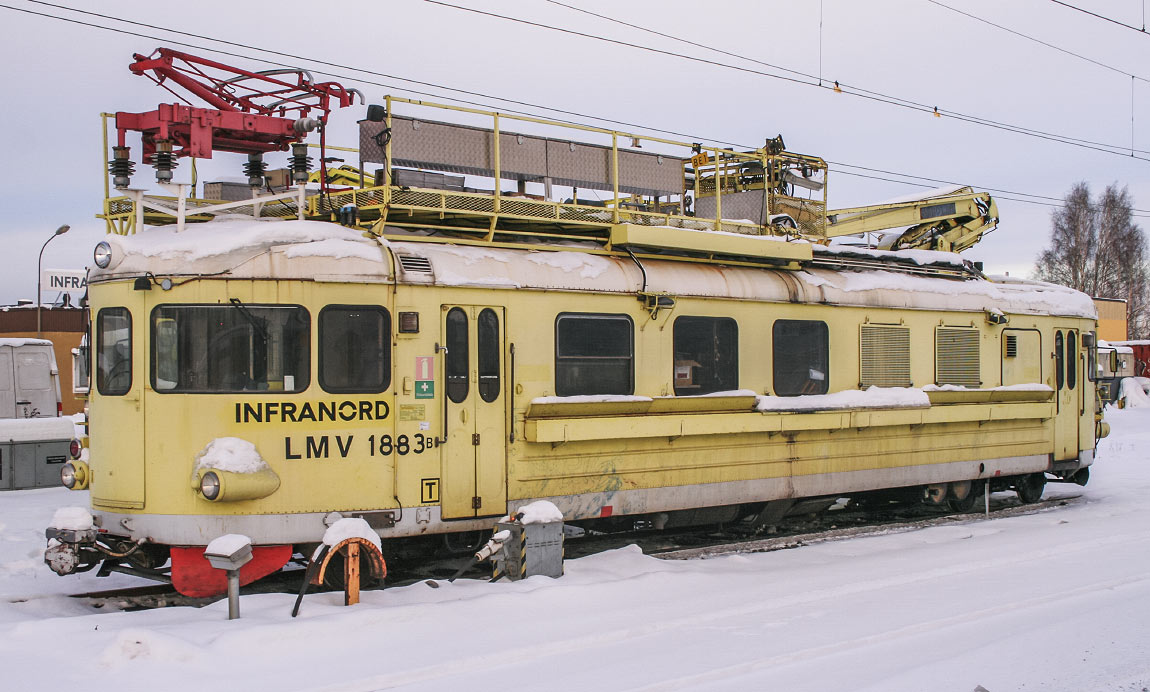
[320,306,391,393]
[555,313,634,396]
[150,304,309,393]
[773,319,829,396]
[96,307,132,396]
[446,307,469,404]
[1055,331,1065,390]
[1067,331,1077,390]
[673,316,738,395]
[477,308,500,403]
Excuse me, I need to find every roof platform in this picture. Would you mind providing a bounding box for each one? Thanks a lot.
[95,97,981,277]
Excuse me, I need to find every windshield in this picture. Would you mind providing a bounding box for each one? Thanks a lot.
[151,304,309,393]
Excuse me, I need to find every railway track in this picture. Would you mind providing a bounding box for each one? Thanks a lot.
[68,493,1082,609]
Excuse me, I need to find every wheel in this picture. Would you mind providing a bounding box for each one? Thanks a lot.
[1015,473,1046,504]
[946,480,978,513]
[442,530,487,556]
[922,483,949,506]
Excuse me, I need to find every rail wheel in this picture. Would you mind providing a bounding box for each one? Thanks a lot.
[1015,473,1046,504]
[443,530,488,556]
[922,483,949,506]
[946,480,979,513]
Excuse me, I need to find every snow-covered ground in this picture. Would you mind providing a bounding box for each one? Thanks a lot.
[2,410,1150,691]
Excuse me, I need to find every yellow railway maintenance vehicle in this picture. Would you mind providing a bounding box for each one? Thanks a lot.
[46,52,1102,597]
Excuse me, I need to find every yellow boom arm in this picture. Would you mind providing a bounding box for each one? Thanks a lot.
[825,187,998,253]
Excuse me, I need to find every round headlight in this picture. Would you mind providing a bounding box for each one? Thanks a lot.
[61,463,77,489]
[200,471,221,501]
[69,438,83,460]
[93,241,112,269]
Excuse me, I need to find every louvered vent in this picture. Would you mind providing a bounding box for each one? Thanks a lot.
[396,254,433,274]
[1004,334,1018,358]
[860,325,911,387]
[936,327,981,387]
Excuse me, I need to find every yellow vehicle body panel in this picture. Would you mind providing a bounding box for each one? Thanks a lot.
[81,251,1095,538]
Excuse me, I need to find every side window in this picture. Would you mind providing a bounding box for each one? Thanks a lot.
[151,305,309,393]
[97,307,132,396]
[555,313,633,396]
[446,307,469,404]
[673,316,738,396]
[477,308,500,403]
[320,306,391,393]
[1055,330,1064,390]
[1067,331,1077,390]
[773,319,828,396]
[1086,331,1097,382]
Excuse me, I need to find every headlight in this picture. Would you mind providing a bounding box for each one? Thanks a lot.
[60,461,88,490]
[200,471,221,501]
[93,241,112,269]
[69,438,82,459]
[61,463,76,489]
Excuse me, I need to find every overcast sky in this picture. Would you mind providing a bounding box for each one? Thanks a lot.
[1,0,1148,304]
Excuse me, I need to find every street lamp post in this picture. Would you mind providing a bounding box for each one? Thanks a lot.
[37,224,71,338]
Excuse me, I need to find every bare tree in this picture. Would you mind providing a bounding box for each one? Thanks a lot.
[1034,183,1148,337]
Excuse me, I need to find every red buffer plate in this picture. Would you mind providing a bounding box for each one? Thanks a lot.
[170,545,293,598]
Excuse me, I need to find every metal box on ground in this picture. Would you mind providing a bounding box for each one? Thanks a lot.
[0,418,73,490]
[493,520,564,581]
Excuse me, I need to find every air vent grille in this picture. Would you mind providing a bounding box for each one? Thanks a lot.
[860,325,912,387]
[1004,334,1018,358]
[936,327,981,387]
[396,254,433,274]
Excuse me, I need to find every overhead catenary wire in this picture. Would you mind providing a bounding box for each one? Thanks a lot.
[427,0,1150,161]
[928,0,1150,84]
[549,0,1150,158]
[2,1,1148,218]
[1049,0,1148,34]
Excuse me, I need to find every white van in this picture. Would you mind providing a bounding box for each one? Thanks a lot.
[0,339,62,418]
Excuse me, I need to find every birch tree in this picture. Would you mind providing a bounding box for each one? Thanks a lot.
[1034,183,1148,336]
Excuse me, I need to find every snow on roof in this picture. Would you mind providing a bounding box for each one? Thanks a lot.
[116,216,385,262]
[281,238,384,263]
[92,216,391,283]
[0,338,53,348]
[525,249,612,278]
[0,417,75,442]
[815,243,965,267]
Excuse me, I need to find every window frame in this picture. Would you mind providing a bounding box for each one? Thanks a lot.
[1055,330,1065,391]
[554,312,635,396]
[1067,331,1077,390]
[477,307,501,403]
[148,303,311,394]
[318,305,391,394]
[672,315,739,396]
[446,306,470,404]
[96,307,132,396]
[772,319,829,397]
